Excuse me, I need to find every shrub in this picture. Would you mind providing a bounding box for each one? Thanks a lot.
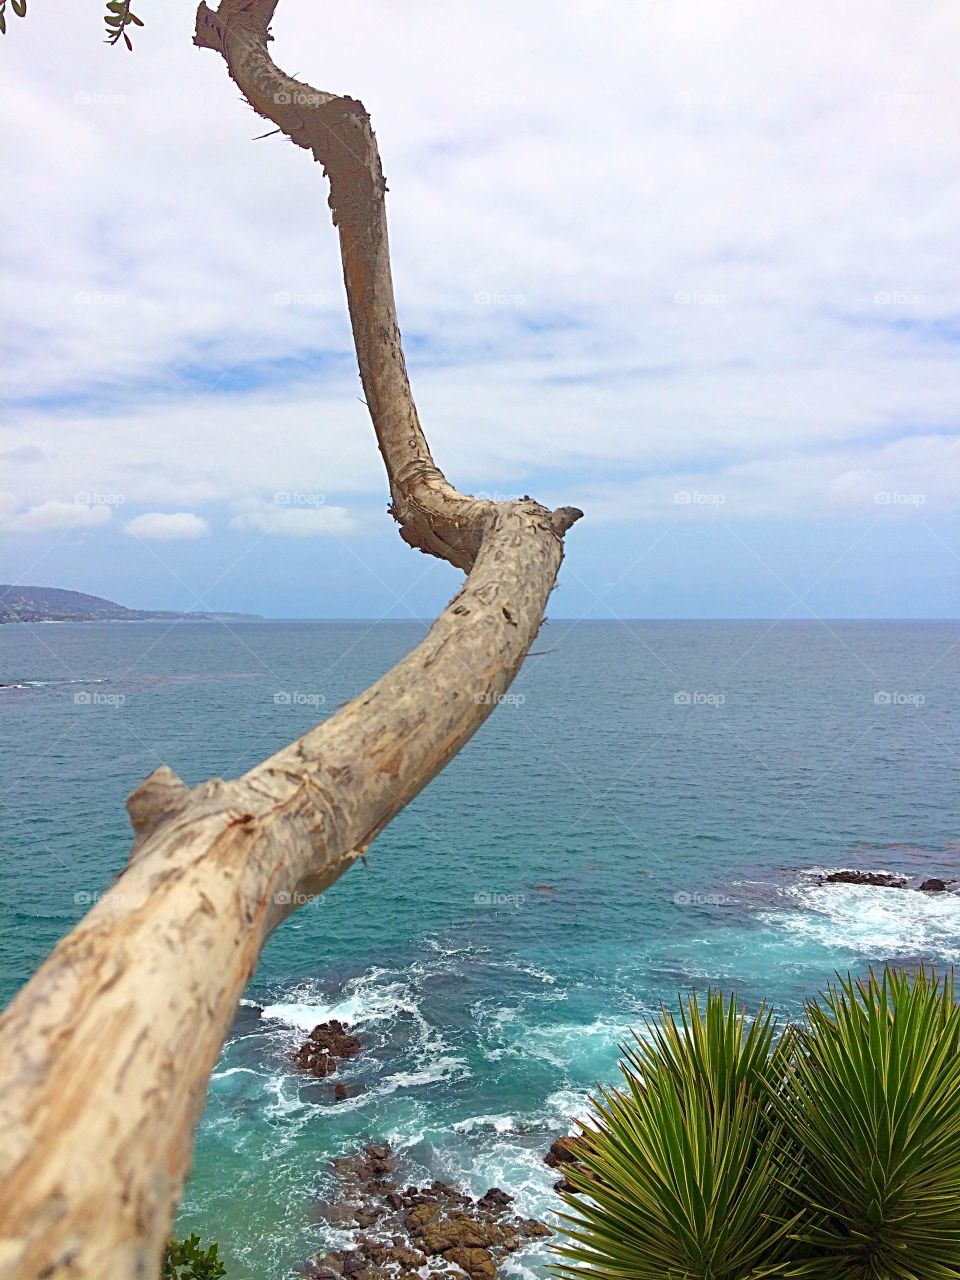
[553,990,801,1278]
[553,969,960,1280]
[162,1233,226,1280]
[784,967,960,1279]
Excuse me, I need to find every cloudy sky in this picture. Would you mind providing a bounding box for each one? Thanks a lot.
[3,1,959,618]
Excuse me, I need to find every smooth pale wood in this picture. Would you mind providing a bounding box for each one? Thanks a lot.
[0,3,580,1276]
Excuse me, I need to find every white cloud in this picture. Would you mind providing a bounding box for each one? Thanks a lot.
[228,499,356,537]
[124,512,210,540]
[1,0,959,542]
[0,497,112,533]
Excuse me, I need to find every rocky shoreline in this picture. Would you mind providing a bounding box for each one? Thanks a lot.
[291,1020,578,1277]
[299,1144,553,1279]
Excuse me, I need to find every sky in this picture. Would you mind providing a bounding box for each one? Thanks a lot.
[2,0,959,619]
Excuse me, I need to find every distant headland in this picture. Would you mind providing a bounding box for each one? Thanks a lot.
[0,585,262,624]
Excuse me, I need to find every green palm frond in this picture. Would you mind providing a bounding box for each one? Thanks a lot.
[552,990,802,1280]
[780,966,960,1280]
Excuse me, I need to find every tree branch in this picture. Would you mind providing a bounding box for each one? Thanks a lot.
[0,3,581,1276]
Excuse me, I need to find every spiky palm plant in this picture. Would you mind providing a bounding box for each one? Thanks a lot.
[552,990,801,1280]
[782,966,960,1280]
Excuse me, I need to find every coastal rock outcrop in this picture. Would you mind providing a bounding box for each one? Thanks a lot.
[544,1134,594,1194]
[294,1019,362,1079]
[302,1143,551,1278]
[819,870,908,888]
[816,869,956,892]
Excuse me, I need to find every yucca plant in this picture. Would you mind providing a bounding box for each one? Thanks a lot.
[782,966,960,1279]
[552,990,802,1279]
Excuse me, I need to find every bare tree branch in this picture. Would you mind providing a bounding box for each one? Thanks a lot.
[0,3,581,1276]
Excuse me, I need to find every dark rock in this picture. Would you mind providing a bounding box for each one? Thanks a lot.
[295,1020,362,1077]
[544,1135,584,1168]
[309,1142,551,1280]
[294,1042,338,1076]
[416,1211,511,1254]
[477,1187,513,1212]
[406,1202,441,1233]
[310,1020,363,1058]
[920,877,948,892]
[520,1218,553,1238]
[442,1246,497,1279]
[384,1244,426,1270]
[361,1177,395,1194]
[819,869,908,888]
[334,1082,348,1102]
[303,1255,343,1277]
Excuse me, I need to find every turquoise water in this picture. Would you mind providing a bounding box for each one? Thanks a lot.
[2,619,959,1277]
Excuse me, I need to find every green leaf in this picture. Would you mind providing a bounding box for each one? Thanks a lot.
[552,990,802,1279]
[11,0,26,17]
[778,966,960,1278]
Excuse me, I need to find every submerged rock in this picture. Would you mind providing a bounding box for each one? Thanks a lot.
[817,869,955,893]
[819,869,908,888]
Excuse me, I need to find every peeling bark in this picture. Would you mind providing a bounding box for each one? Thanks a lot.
[0,3,581,1276]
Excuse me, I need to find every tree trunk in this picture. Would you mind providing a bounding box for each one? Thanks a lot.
[0,3,580,1276]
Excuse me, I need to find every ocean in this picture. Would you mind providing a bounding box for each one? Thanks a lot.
[2,618,959,1277]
